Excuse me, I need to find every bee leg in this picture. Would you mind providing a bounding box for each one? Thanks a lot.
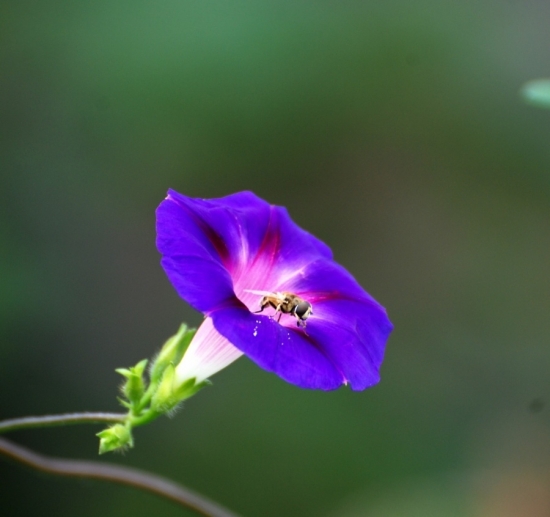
[277,312,282,323]
[296,319,309,335]
[253,298,271,314]
[295,317,306,328]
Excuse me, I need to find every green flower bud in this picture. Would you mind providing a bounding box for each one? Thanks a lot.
[116,359,148,406]
[97,424,133,454]
[150,324,196,383]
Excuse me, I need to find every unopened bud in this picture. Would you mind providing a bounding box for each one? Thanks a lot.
[116,359,148,406]
[97,424,133,454]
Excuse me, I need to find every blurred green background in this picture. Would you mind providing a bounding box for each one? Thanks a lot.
[2,1,550,516]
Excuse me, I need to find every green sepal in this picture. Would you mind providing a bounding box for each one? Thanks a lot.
[117,398,132,410]
[97,424,133,454]
[151,364,178,412]
[115,368,132,378]
[174,378,212,402]
[149,324,196,383]
[116,359,148,378]
[151,364,211,413]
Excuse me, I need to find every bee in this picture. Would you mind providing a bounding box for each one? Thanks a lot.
[245,290,313,328]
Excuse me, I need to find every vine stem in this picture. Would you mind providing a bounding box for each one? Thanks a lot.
[0,412,126,434]
[0,438,239,517]
[0,413,240,517]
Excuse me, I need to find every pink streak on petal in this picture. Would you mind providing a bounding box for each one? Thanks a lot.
[232,207,282,310]
[175,317,243,385]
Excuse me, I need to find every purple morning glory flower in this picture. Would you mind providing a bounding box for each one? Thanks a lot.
[156,189,392,391]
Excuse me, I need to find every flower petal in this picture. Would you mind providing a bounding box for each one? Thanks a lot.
[156,195,236,313]
[211,306,345,390]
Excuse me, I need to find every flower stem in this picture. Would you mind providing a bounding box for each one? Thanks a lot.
[0,413,126,434]
[128,409,162,428]
[0,436,239,517]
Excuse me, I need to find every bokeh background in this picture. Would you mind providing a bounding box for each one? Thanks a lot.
[2,1,550,516]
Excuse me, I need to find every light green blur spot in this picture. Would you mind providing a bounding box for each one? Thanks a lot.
[521,79,550,109]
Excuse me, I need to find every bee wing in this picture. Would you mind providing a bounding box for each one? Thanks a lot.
[243,289,274,297]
